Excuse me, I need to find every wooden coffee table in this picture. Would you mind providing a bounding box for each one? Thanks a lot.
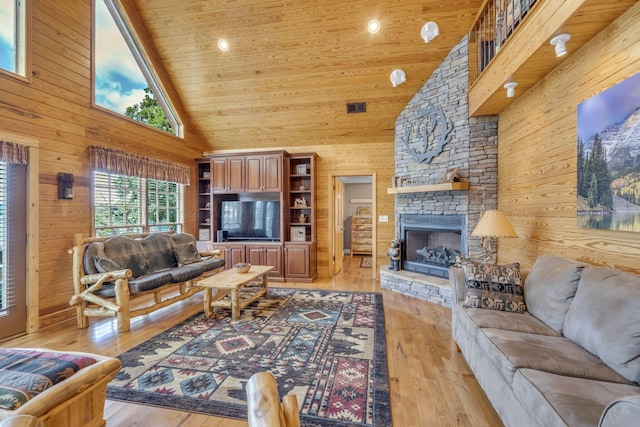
[198,265,274,319]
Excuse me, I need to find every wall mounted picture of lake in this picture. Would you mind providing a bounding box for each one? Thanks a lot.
[577,71,640,232]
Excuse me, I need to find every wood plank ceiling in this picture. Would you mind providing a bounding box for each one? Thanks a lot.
[131,0,483,152]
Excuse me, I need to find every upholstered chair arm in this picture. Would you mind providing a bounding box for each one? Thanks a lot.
[448,266,466,303]
[600,395,640,427]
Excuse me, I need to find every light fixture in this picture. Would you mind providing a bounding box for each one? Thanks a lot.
[504,81,518,98]
[390,69,407,87]
[217,38,229,52]
[550,33,571,57]
[368,20,380,34]
[471,210,518,264]
[421,21,439,43]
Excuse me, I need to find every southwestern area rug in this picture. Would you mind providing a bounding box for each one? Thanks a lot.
[107,287,391,426]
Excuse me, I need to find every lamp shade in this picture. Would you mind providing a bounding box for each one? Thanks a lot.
[471,210,518,238]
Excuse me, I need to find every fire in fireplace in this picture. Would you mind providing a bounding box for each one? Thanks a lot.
[400,214,466,279]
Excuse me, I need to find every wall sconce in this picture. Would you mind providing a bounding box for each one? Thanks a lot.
[390,69,407,87]
[421,22,439,43]
[504,81,518,98]
[550,33,571,57]
[471,210,518,264]
[58,173,74,199]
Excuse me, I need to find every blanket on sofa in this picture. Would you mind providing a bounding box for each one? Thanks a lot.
[0,349,97,410]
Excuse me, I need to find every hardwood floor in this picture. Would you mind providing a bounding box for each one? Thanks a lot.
[2,256,502,426]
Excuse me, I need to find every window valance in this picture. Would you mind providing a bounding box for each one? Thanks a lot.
[89,146,190,185]
[0,140,29,164]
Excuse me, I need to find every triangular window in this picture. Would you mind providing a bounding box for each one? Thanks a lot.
[93,0,181,136]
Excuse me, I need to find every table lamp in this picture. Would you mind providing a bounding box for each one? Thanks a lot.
[471,210,518,263]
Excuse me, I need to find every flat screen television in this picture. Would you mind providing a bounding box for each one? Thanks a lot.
[219,200,280,241]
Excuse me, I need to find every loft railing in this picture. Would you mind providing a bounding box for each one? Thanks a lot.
[472,0,538,79]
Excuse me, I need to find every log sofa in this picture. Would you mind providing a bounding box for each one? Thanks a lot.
[69,232,224,332]
[0,348,121,427]
[450,255,640,427]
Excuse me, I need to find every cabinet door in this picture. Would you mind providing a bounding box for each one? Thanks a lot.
[245,156,263,192]
[284,244,309,278]
[227,244,246,266]
[262,154,282,191]
[264,245,283,277]
[227,157,245,192]
[211,158,227,193]
[246,245,264,266]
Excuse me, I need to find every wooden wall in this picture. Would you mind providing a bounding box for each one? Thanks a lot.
[498,2,640,274]
[0,0,205,327]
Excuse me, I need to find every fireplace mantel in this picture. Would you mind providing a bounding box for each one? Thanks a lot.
[387,181,469,194]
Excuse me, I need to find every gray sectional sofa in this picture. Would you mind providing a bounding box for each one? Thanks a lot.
[449,254,640,427]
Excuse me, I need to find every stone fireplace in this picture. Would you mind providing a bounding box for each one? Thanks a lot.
[380,35,498,307]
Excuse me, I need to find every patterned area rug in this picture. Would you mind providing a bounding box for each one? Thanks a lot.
[360,257,373,268]
[107,288,390,426]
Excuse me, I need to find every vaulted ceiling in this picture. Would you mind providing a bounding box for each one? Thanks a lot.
[131,0,483,152]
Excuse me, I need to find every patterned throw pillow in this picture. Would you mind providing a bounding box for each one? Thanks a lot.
[462,259,526,313]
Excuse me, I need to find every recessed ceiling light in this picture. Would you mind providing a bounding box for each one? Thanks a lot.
[218,39,229,52]
[368,20,380,34]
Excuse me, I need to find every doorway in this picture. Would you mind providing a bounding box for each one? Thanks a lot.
[330,175,376,279]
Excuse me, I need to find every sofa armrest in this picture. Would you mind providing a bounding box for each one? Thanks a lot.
[448,266,466,303]
[600,395,640,427]
[0,416,41,427]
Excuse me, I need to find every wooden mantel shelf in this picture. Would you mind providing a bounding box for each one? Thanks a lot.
[387,181,469,194]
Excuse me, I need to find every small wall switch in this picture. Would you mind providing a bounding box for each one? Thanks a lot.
[379,215,389,222]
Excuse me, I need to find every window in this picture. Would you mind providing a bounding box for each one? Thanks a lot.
[93,171,184,237]
[0,0,27,77]
[93,0,181,136]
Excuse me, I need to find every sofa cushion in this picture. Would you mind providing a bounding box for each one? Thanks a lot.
[461,305,560,336]
[168,265,204,283]
[127,271,175,294]
[477,328,630,386]
[173,241,202,266]
[462,260,526,313]
[512,369,640,427]
[139,233,177,272]
[101,236,148,278]
[524,254,585,334]
[194,257,225,273]
[563,266,640,384]
[93,257,122,274]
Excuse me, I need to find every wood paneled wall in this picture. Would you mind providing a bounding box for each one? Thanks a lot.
[0,0,205,327]
[498,3,640,274]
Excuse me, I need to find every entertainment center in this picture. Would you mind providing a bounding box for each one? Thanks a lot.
[196,151,317,282]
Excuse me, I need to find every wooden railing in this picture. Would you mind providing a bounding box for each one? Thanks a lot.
[471,0,538,79]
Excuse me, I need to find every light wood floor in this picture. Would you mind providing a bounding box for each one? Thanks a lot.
[2,256,502,426]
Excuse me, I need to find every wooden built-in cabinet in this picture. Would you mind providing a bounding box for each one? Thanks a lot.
[196,150,316,282]
[246,244,283,278]
[245,153,282,192]
[212,156,245,193]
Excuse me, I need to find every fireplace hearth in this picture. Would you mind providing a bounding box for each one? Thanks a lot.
[400,214,466,279]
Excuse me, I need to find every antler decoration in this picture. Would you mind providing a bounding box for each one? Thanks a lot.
[402,102,454,164]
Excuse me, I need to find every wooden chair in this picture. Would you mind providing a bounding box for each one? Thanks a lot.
[246,372,300,427]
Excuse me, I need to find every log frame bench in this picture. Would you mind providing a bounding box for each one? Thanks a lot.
[69,232,224,332]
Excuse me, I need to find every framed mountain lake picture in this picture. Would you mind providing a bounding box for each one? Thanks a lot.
[577,71,640,232]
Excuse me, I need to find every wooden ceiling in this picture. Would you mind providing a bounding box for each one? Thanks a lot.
[130,0,483,151]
